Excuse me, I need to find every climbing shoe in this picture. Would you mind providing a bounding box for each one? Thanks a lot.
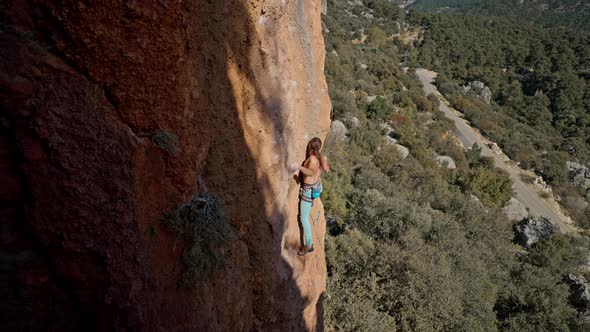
[298,245,314,256]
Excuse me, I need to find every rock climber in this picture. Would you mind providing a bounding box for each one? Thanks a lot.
[290,137,330,256]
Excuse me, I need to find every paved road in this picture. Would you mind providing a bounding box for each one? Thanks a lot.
[416,69,575,233]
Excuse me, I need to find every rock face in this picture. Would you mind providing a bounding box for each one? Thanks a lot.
[567,161,590,190]
[564,274,590,310]
[463,81,492,104]
[513,217,554,247]
[1,1,330,331]
[321,0,328,15]
[503,197,529,221]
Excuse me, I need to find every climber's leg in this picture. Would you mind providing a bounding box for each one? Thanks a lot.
[299,188,314,247]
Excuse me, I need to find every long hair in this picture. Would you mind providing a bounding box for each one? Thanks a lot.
[307,137,324,169]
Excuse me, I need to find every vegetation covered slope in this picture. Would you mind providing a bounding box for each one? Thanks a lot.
[411,11,590,227]
[411,0,590,31]
[321,1,590,330]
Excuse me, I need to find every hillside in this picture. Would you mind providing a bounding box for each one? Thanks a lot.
[411,11,590,229]
[322,0,590,330]
[410,0,590,30]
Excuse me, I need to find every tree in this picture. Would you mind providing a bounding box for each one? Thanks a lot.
[496,264,577,332]
[366,0,402,21]
[519,92,552,127]
[464,167,513,208]
[366,96,393,119]
[367,26,387,45]
[498,80,525,112]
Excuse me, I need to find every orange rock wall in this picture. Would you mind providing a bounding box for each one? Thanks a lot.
[0,0,330,330]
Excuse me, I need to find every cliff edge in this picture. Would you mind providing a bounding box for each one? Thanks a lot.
[0,0,330,330]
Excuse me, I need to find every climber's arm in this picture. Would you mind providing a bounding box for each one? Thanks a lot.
[298,164,314,176]
[321,156,330,173]
[290,158,316,176]
[299,157,318,176]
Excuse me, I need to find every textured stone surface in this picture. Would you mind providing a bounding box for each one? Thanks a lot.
[567,161,590,190]
[463,80,492,104]
[564,274,590,310]
[435,155,456,169]
[330,120,349,141]
[470,194,483,207]
[394,144,410,159]
[380,122,394,136]
[0,1,330,331]
[346,116,360,128]
[513,217,554,247]
[503,197,529,221]
[385,136,399,144]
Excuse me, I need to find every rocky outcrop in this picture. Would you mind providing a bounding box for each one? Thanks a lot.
[394,144,410,159]
[400,0,419,8]
[346,115,360,128]
[330,120,349,142]
[503,197,529,221]
[385,136,399,145]
[563,274,590,310]
[463,81,492,104]
[381,137,409,159]
[567,161,590,191]
[380,122,395,136]
[435,155,456,169]
[380,122,409,159]
[468,195,486,211]
[513,217,554,247]
[1,1,330,331]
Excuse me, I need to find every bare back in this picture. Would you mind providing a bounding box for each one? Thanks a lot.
[302,155,322,184]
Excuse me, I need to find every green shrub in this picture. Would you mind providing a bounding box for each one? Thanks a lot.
[350,122,381,153]
[325,230,398,331]
[161,193,232,286]
[520,173,536,184]
[538,191,551,199]
[427,93,441,109]
[330,87,357,117]
[367,26,387,45]
[463,167,513,208]
[527,234,581,273]
[373,143,401,176]
[579,206,590,229]
[366,96,393,120]
[414,96,433,112]
[540,151,569,185]
[495,263,577,332]
[321,141,353,225]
